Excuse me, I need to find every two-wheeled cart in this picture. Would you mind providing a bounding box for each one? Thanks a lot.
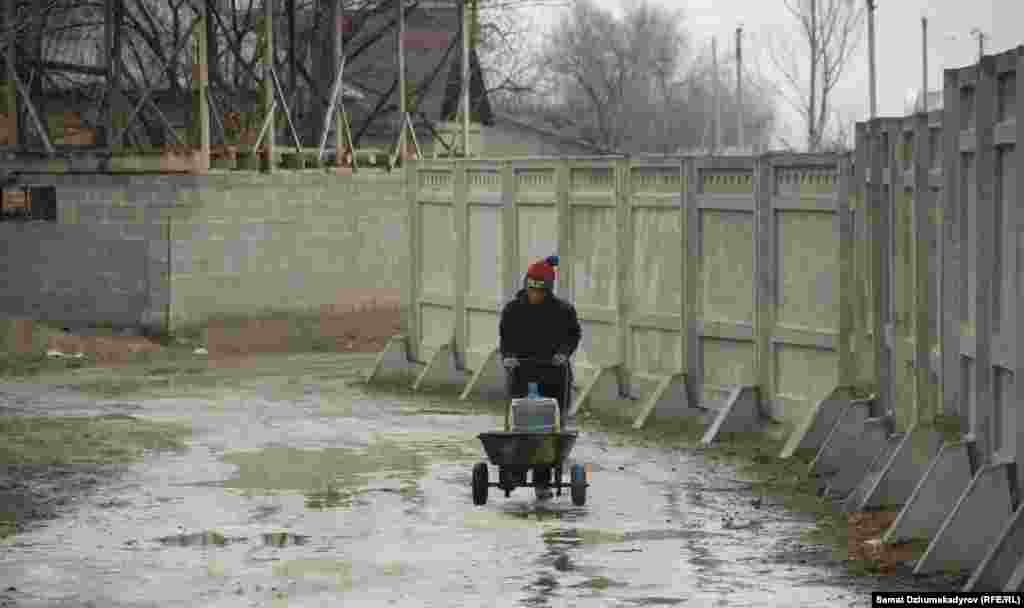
[471,358,588,506]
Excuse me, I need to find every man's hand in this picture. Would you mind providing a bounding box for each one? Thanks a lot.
[552,353,568,366]
[502,357,519,369]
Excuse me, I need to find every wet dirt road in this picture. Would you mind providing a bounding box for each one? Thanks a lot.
[1,354,943,607]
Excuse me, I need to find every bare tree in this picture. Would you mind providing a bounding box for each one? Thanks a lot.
[769,0,864,152]
[534,0,775,154]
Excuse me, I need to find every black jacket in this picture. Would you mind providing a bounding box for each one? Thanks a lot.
[499,289,581,365]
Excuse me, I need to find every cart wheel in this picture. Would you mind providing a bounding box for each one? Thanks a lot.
[472,462,489,505]
[570,463,587,506]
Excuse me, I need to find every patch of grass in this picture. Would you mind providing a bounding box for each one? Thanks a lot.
[932,414,965,443]
[0,352,94,378]
[0,512,15,539]
[0,415,192,466]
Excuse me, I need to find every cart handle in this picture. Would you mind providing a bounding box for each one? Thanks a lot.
[504,356,571,367]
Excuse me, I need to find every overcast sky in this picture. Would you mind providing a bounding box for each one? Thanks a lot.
[530,0,1023,148]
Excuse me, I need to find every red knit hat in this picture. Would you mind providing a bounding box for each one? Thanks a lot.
[525,256,558,290]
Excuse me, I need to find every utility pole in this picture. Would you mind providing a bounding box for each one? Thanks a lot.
[866,0,877,119]
[712,37,721,153]
[972,28,987,60]
[921,15,928,113]
[736,26,744,152]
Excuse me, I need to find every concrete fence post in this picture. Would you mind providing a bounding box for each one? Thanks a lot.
[679,157,692,392]
[454,159,469,370]
[617,157,633,394]
[1014,47,1024,489]
[685,158,702,404]
[837,153,855,388]
[556,159,571,303]
[974,55,997,463]
[914,111,936,426]
[869,118,890,413]
[853,123,872,386]
[754,156,773,413]
[941,68,962,420]
[501,161,517,303]
[405,159,420,361]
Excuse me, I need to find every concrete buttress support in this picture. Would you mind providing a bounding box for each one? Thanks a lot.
[807,399,870,490]
[411,340,470,392]
[965,496,1024,591]
[842,431,904,513]
[779,386,858,459]
[701,385,762,446]
[459,347,508,402]
[883,440,974,545]
[914,462,1015,575]
[365,334,422,385]
[570,364,634,424]
[823,416,892,499]
[844,426,944,513]
[632,373,709,430]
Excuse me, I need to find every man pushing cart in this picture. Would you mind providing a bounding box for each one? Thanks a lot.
[495,255,582,501]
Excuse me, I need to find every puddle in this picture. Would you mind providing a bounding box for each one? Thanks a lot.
[156,530,247,547]
[262,532,311,547]
[272,558,353,590]
[572,575,628,590]
[626,598,688,606]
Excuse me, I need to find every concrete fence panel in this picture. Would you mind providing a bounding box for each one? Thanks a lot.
[567,160,621,379]
[410,162,458,364]
[626,159,687,395]
[463,161,504,372]
[691,157,758,409]
[763,155,851,432]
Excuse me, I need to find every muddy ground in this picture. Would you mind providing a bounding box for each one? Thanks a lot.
[0,308,966,606]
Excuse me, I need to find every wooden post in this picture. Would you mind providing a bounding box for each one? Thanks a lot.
[336,0,345,165]
[1,0,19,148]
[973,54,997,463]
[103,0,115,147]
[287,0,296,117]
[262,0,276,172]
[461,0,470,157]
[397,0,407,160]
[194,1,211,171]
[941,68,961,419]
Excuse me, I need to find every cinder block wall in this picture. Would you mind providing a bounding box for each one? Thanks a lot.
[3,175,179,330]
[3,170,406,333]
[168,171,407,329]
